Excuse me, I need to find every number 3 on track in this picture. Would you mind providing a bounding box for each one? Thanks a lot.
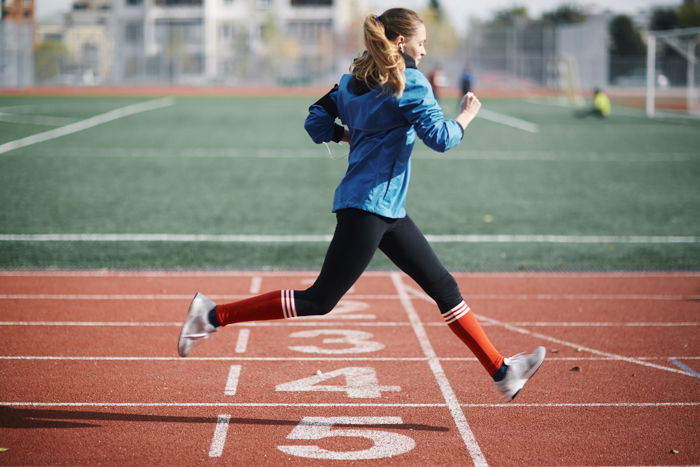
[277,416,416,460]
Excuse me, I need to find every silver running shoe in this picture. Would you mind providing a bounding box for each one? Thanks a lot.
[495,346,546,401]
[178,292,217,357]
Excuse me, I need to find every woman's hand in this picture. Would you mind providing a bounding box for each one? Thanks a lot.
[341,129,351,143]
[455,92,481,131]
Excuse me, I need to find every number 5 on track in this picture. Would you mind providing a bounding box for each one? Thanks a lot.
[277,416,416,460]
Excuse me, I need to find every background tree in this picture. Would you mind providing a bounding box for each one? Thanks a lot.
[34,40,67,83]
[650,7,679,30]
[677,0,700,27]
[489,6,529,27]
[608,15,645,81]
[540,4,589,25]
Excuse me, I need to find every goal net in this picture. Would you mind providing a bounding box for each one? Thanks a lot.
[646,27,700,117]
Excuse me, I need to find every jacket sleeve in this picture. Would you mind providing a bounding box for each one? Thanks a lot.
[304,84,346,144]
[398,71,464,153]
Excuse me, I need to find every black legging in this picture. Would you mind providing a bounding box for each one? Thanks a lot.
[294,208,463,316]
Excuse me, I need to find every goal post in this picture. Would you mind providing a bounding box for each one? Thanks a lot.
[646,26,700,118]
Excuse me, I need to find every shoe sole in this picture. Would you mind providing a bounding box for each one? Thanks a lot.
[177,293,201,357]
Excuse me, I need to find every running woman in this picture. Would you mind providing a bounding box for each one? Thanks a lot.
[178,8,545,401]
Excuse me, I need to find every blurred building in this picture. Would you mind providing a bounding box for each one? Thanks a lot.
[110,0,366,85]
[1,0,35,86]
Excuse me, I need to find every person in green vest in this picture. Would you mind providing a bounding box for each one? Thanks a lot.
[576,87,611,118]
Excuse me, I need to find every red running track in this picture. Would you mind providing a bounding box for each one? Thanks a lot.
[0,271,698,466]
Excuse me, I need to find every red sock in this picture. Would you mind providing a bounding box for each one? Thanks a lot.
[215,290,296,326]
[444,301,504,376]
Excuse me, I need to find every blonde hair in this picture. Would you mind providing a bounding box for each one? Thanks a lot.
[351,8,423,97]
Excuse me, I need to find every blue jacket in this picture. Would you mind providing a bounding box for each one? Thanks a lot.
[304,56,464,219]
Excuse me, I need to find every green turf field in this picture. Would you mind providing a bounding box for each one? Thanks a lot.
[0,94,698,270]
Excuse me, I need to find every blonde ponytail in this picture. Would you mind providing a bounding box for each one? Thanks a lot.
[351,9,422,97]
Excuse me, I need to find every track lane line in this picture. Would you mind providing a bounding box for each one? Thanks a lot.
[2,401,697,408]
[404,285,692,378]
[391,272,488,467]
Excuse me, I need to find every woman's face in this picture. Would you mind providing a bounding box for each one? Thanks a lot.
[397,22,427,66]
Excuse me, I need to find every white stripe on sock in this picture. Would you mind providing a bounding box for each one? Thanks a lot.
[280,290,289,319]
[288,290,297,318]
[443,301,470,324]
[281,290,296,319]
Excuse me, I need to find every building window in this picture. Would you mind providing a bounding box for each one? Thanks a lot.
[125,22,143,43]
[154,0,203,5]
[287,20,332,44]
[126,0,143,6]
[220,23,234,42]
[291,0,332,5]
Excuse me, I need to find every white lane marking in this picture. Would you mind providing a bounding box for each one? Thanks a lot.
[208,414,231,457]
[477,108,539,133]
[391,272,488,467]
[2,233,697,243]
[249,276,262,294]
[0,294,400,300]
[0,98,174,155]
[0,402,446,407]
[2,401,696,408]
[2,356,697,362]
[405,285,692,378]
[234,329,250,353]
[668,358,700,379]
[224,365,242,396]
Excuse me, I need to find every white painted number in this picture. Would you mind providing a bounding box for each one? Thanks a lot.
[275,367,401,398]
[277,416,416,460]
[287,329,385,354]
[328,300,375,320]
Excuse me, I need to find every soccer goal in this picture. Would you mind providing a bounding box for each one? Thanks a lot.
[646,26,700,117]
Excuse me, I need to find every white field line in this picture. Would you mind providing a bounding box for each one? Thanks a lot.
[391,272,488,467]
[26,145,700,162]
[4,233,697,243]
[0,98,174,155]
[1,401,696,408]
[477,108,539,133]
[405,285,691,378]
[0,112,77,126]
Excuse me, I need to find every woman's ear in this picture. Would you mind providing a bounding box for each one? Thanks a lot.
[393,35,405,53]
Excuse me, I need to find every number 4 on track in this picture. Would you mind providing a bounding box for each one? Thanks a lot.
[275,366,401,398]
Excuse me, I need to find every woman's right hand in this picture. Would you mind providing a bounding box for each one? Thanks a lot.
[456,92,481,131]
